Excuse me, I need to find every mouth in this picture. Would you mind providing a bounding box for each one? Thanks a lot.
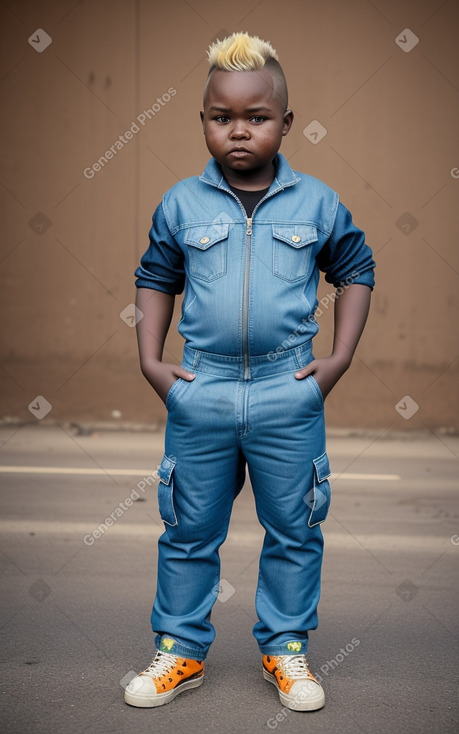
[228,148,252,158]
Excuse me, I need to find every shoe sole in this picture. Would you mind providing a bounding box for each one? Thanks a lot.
[124,674,204,708]
[263,669,325,711]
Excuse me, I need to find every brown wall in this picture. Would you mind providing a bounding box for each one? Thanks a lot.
[1,0,458,431]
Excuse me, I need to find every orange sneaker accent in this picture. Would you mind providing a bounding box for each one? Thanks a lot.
[152,655,203,694]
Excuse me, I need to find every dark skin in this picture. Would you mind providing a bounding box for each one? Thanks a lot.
[136,68,371,403]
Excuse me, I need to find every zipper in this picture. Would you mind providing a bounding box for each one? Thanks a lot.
[243,217,252,380]
[217,187,280,382]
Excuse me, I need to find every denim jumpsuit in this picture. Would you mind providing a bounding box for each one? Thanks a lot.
[135,153,375,659]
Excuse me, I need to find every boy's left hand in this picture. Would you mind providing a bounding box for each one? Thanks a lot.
[294,355,350,400]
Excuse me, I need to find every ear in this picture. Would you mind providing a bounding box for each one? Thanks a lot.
[200,110,206,134]
[282,109,294,136]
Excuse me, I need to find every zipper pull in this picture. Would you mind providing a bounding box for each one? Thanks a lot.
[246,217,252,235]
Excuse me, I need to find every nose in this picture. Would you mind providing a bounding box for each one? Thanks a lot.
[230,120,249,139]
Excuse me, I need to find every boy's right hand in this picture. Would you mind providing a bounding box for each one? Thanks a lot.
[140,360,196,405]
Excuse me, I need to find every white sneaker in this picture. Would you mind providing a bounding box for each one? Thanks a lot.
[263,653,325,711]
[124,650,204,708]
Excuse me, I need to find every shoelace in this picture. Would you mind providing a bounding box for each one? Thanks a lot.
[143,651,178,677]
[277,654,312,679]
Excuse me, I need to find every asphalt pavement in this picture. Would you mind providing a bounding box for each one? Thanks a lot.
[0,422,458,734]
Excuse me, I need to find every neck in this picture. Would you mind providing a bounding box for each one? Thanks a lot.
[220,160,276,191]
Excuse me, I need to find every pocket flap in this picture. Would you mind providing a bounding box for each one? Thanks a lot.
[157,453,176,485]
[184,224,229,250]
[308,452,331,528]
[313,451,331,483]
[272,225,318,248]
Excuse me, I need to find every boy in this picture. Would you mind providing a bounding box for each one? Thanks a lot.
[125,32,375,712]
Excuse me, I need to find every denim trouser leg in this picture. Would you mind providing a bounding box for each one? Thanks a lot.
[151,343,331,660]
[240,370,326,655]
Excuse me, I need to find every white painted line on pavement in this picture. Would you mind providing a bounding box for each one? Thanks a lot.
[0,466,155,475]
[0,466,400,480]
[331,472,401,481]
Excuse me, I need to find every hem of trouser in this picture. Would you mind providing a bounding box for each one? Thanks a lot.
[259,642,310,655]
[154,635,208,661]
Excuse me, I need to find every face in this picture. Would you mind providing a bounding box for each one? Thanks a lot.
[200,68,293,189]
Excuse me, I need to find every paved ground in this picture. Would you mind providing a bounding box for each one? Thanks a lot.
[0,422,458,734]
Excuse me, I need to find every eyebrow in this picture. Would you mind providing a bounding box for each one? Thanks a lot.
[208,105,273,113]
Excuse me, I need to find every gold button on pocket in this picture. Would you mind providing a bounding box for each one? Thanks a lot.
[291,235,301,243]
[199,236,210,244]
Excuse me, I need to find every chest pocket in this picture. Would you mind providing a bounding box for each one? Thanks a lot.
[272,225,318,282]
[184,224,229,282]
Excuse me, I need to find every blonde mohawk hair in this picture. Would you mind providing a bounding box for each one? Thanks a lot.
[207,32,279,71]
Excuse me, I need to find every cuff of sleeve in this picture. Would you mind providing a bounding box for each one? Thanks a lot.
[335,271,375,291]
[134,278,183,295]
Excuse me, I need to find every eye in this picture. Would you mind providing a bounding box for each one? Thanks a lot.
[215,115,230,123]
[250,116,266,123]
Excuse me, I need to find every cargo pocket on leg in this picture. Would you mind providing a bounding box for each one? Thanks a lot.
[306,452,331,528]
[157,453,178,527]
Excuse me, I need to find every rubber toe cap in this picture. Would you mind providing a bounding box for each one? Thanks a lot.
[289,679,325,710]
[125,674,157,696]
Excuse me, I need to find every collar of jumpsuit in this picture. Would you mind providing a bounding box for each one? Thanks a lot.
[199,151,300,194]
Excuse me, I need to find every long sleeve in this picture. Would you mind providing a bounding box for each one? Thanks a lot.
[316,202,375,290]
[135,201,185,295]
